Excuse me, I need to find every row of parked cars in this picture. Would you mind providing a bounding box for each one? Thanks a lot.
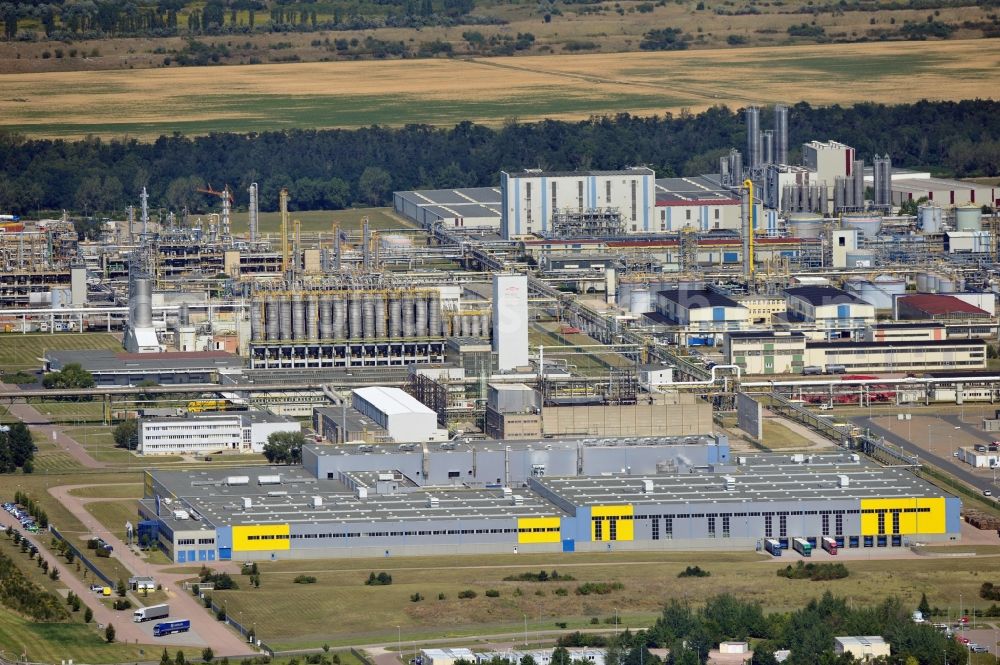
[3,501,40,533]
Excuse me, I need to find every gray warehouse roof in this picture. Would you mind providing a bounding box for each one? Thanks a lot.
[48,349,243,372]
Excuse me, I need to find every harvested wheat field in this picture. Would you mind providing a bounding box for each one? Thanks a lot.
[1,38,997,138]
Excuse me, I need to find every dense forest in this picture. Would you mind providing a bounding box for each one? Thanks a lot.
[0,99,998,216]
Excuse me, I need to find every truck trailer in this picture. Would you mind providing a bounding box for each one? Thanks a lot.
[133,604,170,622]
[153,619,190,636]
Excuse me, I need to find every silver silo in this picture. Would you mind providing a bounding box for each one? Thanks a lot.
[401,292,415,338]
[349,291,363,339]
[389,293,402,338]
[279,295,293,341]
[319,295,333,339]
[332,293,347,340]
[470,313,481,338]
[132,276,153,328]
[306,294,319,340]
[374,293,387,338]
[250,300,263,341]
[362,293,375,339]
[414,294,428,337]
[479,312,489,338]
[460,314,471,337]
[292,293,305,340]
[428,292,441,338]
[266,296,280,340]
[179,303,190,327]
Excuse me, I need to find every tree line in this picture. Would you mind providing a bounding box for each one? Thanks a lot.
[0,99,998,217]
[0,422,35,474]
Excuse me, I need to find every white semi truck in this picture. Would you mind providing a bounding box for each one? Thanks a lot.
[133,603,170,622]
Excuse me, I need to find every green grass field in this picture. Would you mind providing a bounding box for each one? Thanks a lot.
[207,547,1000,650]
[240,207,414,234]
[0,333,121,373]
[69,483,144,499]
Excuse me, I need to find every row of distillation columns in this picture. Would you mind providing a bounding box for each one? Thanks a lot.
[251,290,458,342]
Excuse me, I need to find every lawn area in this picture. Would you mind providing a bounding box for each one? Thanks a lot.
[69,483,144,499]
[244,207,414,235]
[32,401,107,423]
[84,500,140,546]
[31,436,86,474]
[210,548,1000,650]
[759,420,813,450]
[0,333,121,373]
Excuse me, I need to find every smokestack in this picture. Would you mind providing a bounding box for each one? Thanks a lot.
[745,107,761,169]
[774,105,789,165]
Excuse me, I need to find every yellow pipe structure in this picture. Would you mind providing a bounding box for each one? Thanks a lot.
[279,188,290,275]
[743,178,755,276]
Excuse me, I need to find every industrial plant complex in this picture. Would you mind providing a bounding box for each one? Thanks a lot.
[4,102,1000,571]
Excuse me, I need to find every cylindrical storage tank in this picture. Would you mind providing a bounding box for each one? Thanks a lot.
[279,295,293,341]
[915,273,930,292]
[479,312,490,338]
[179,303,190,327]
[332,294,347,339]
[266,296,280,340]
[918,204,943,233]
[937,275,956,293]
[428,293,441,339]
[389,294,402,338]
[402,293,415,338]
[841,213,882,239]
[845,250,875,268]
[460,314,471,337]
[306,295,319,341]
[319,295,333,339]
[362,294,375,339]
[415,295,428,337]
[848,280,891,310]
[348,292,363,339]
[955,204,982,231]
[132,277,153,328]
[250,300,263,341]
[785,212,824,239]
[374,293,387,339]
[470,313,481,337]
[873,274,906,298]
[291,293,305,340]
[629,287,652,315]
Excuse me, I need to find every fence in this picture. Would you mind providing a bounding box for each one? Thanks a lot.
[197,590,275,657]
[48,525,113,587]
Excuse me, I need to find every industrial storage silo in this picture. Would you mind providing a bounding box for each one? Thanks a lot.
[362,293,375,339]
[279,295,293,340]
[250,300,263,341]
[918,205,943,233]
[333,293,347,339]
[306,294,319,341]
[401,293,415,338]
[841,214,883,239]
[874,274,906,299]
[179,303,190,327]
[785,213,824,239]
[460,314,471,337]
[479,312,489,338]
[470,313,481,337]
[937,274,956,293]
[428,292,441,338]
[955,205,982,231]
[389,292,402,338]
[266,295,280,340]
[291,293,305,340]
[415,294,428,337]
[349,292,363,339]
[132,276,153,328]
[374,293,387,338]
[629,287,652,315]
[319,295,333,339]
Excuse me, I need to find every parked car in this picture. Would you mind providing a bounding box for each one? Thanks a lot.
[972,645,989,653]
[90,584,104,593]
[957,636,970,645]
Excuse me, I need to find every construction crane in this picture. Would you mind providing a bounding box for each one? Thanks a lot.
[195,184,233,241]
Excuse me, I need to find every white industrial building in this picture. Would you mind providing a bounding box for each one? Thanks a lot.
[392,188,502,229]
[493,273,529,371]
[655,288,750,343]
[138,411,301,456]
[500,167,656,238]
[351,386,447,443]
[890,177,997,208]
[653,176,765,233]
[834,637,890,661]
[784,286,875,333]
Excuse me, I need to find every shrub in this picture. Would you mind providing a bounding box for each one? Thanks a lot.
[365,572,393,586]
[84,607,93,622]
[113,598,132,610]
[410,592,424,602]
[485,589,500,598]
[457,589,477,599]
[678,566,710,578]
[294,575,317,584]
[438,592,446,600]
[776,561,849,581]
[503,570,575,582]
[575,582,623,595]
[554,587,568,596]
[200,570,238,590]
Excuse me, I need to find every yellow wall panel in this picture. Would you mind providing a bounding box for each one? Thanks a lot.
[517,516,561,544]
[232,524,291,551]
[859,498,945,536]
[591,504,634,542]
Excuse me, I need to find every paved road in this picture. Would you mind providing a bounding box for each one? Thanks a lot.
[0,380,104,469]
[854,414,999,496]
[47,484,252,657]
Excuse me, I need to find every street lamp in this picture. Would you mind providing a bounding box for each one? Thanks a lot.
[397,626,402,662]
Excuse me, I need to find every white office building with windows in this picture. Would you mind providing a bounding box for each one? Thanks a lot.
[138,411,300,456]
